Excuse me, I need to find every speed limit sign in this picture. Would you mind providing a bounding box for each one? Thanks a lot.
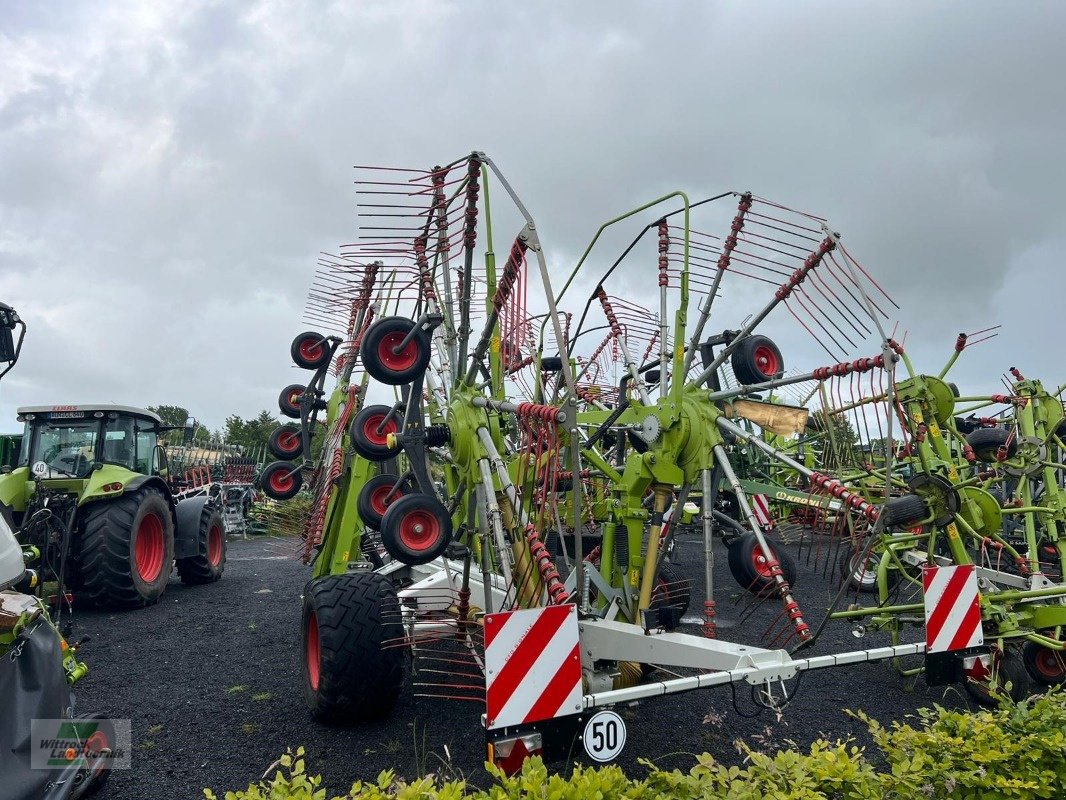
[582,710,626,762]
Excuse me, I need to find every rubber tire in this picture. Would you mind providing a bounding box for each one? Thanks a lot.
[727,533,797,595]
[966,427,1018,463]
[78,488,175,609]
[291,331,332,370]
[269,424,303,460]
[360,316,431,386]
[379,493,453,565]
[259,461,303,500]
[650,564,692,630]
[1022,640,1065,686]
[279,384,306,419]
[540,356,563,372]
[880,494,928,529]
[730,335,785,385]
[963,648,1031,707]
[357,474,408,530]
[176,508,226,585]
[302,573,404,723]
[349,404,401,462]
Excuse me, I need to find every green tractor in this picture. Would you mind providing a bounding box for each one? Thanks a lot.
[0,405,226,609]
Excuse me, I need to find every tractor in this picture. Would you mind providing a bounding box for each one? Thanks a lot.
[0,405,226,609]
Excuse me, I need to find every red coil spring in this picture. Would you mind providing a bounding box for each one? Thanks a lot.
[717,192,752,273]
[811,354,886,380]
[515,402,563,422]
[525,525,570,604]
[657,220,670,287]
[809,471,879,522]
[413,236,436,303]
[491,238,528,310]
[596,287,622,337]
[463,156,480,250]
[774,236,836,301]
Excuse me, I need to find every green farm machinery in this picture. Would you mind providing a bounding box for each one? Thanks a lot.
[261,153,1066,771]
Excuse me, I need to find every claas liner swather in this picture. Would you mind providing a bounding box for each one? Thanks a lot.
[266,152,1014,773]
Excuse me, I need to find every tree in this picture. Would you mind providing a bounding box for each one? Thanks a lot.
[146,404,210,443]
[223,410,281,455]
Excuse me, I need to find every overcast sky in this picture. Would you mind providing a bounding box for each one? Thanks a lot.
[2,1,1065,433]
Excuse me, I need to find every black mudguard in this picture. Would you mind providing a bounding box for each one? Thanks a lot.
[174,496,212,560]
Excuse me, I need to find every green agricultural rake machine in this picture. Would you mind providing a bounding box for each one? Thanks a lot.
[266,152,1061,771]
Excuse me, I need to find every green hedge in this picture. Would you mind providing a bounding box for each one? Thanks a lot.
[205,687,1066,800]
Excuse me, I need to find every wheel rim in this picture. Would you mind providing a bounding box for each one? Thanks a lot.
[363,414,397,446]
[1033,648,1065,681]
[278,430,300,454]
[134,513,166,583]
[398,508,441,552]
[306,611,321,692]
[268,469,293,494]
[849,553,877,586]
[753,344,780,377]
[371,484,397,515]
[299,337,323,362]
[207,523,224,567]
[377,331,419,372]
[751,547,775,578]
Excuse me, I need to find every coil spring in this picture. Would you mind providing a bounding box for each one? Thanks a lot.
[424,424,451,448]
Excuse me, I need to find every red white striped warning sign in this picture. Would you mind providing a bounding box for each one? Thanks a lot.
[923,565,983,653]
[484,604,582,730]
[752,494,774,529]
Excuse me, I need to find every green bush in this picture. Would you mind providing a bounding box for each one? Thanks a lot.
[205,689,1066,800]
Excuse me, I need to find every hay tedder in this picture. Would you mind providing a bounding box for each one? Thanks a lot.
[260,153,1066,771]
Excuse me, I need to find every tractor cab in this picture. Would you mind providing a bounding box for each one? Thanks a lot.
[15,405,164,481]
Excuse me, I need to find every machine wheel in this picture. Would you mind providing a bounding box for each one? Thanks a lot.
[540,356,563,372]
[176,508,226,585]
[291,331,332,370]
[357,474,408,530]
[78,487,175,609]
[963,647,1031,706]
[279,384,306,419]
[880,494,928,528]
[650,564,692,629]
[350,404,401,461]
[69,712,114,798]
[360,316,431,385]
[379,494,452,565]
[1022,640,1065,686]
[966,427,1018,463]
[838,548,895,593]
[259,461,303,500]
[727,534,797,595]
[730,335,785,385]
[269,424,303,460]
[302,573,404,723]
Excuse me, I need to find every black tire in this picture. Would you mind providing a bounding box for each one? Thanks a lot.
[269,424,304,460]
[357,474,408,530]
[727,533,797,594]
[259,461,302,500]
[730,335,785,385]
[966,427,1018,463]
[360,316,431,385]
[349,404,401,461]
[540,356,563,372]
[1022,640,1065,686]
[880,494,928,529]
[302,573,404,723]
[176,507,226,585]
[650,564,692,630]
[291,331,332,370]
[279,384,306,419]
[379,493,453,565]
[78,488,175,609]
[963,647,1031,706]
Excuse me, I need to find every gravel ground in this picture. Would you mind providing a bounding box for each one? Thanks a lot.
[71,531,975,799]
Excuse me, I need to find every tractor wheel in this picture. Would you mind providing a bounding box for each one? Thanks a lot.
[730,335,785,386]
[357,474,408,530]
[349,404,401,462]
[259,461,302,500]
[966,427,1018,463]
[963,647,1031,707]
[302,572,404,723]
[379,493,453,565]
[78,488,175,609]
[1022,640,1065,686]
[880,494,928,529]
[279,384,306,419]
[176,508,226,585]
[360,316,431,385]
[650,564,692,630]
[291,331,332,370]
[269,424,303,460]
[727,534,797,595]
